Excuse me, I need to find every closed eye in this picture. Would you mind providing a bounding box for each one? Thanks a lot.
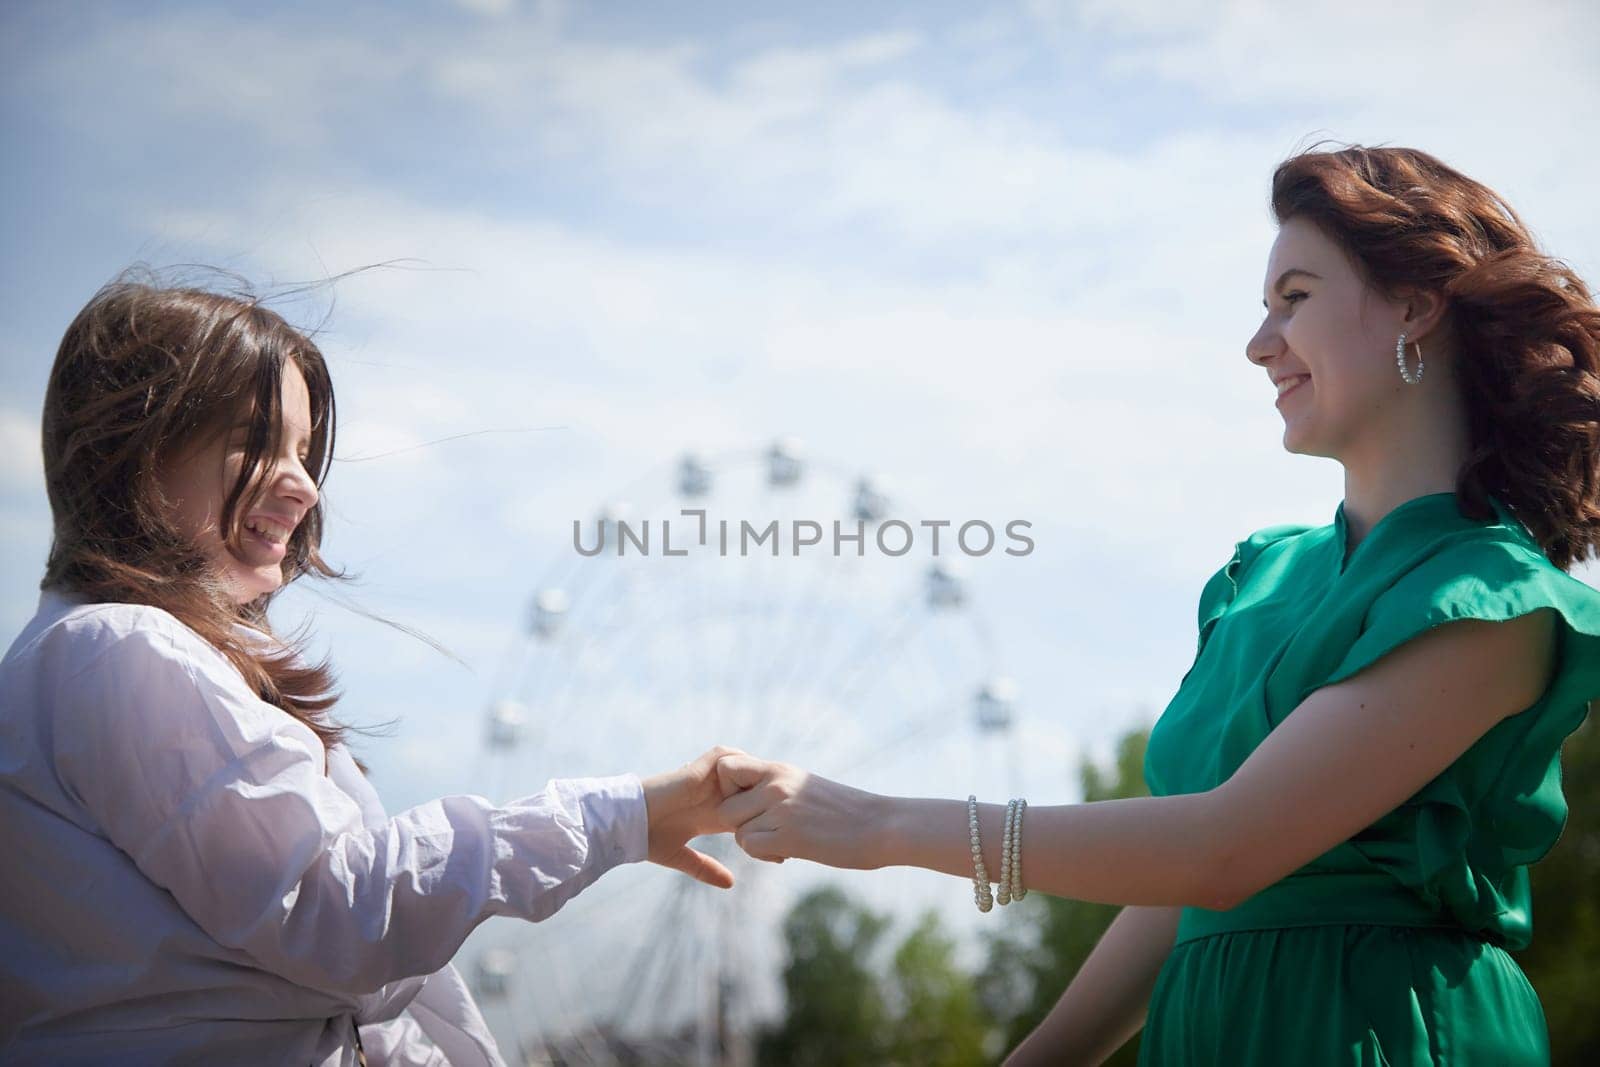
[1284,291,1307,304]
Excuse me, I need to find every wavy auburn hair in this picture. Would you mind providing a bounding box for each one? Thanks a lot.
[1271,141,1600,572]
[40,266,382,770]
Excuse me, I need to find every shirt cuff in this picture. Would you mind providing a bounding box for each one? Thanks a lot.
[558,772,650,868]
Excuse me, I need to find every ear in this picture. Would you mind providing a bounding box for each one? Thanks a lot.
[1397,285,1450,346]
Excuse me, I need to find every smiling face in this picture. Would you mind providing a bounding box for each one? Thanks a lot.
[156,359,321,605]
[1246,215,1441,461]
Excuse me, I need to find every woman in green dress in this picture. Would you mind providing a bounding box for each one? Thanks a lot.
[710,142,1600,1064]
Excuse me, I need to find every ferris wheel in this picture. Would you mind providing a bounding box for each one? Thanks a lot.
[461,438,1023,1066]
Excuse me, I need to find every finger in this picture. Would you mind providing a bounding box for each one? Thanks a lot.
[735,810,781,837]
[694,745,747,776]
[716,783,776,829]
[714,753,769,798]
[736,827,787,864]
[667,845,736,889]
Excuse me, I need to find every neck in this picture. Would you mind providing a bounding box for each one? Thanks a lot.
[1339,377,1471,553]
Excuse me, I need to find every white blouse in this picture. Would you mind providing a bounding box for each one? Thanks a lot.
[0,587,651,1065]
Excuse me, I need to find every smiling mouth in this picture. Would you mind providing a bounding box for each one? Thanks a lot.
[244,517,293,544]
[1276,376,1310,402]
[243,525,289,556]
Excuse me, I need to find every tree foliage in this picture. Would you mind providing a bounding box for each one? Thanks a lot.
[1516,704,1600,1064]
[756,885,895,1066]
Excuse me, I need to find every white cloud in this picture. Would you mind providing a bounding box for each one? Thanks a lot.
[0,407,43,491]
[453,0,519,17]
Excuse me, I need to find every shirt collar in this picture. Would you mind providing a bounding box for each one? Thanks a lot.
[1331,491,1526,575]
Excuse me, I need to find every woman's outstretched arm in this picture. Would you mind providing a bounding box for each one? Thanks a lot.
[49,609,739,999]
[715,761,1230,907]
[715,607,1554,908]
[1002,904,1180,1067]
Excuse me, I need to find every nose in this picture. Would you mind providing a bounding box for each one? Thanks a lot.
[275,457,319,511]
[1245,317,1283,370]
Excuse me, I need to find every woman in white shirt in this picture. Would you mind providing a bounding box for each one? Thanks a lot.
[0,271,742,1065]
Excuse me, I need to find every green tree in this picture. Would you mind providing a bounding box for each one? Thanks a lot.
[1516,702,1600,1063]
[759,888,996,1065]
[885,911,989,1067]
[977,724,1153,1066]
[757,885,894,1066]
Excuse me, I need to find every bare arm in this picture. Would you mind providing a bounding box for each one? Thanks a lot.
[714,609,1557,909]
[1003,905,1181,1067]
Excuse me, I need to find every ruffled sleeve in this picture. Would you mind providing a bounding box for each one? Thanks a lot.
[1315,538,1600,731]
[1185,523,1312,679]
[1313,537,1600,946]
[1193,549,1240,656]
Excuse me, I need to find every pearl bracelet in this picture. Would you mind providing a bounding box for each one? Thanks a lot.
[1011,798,1027,901]
[970,795,1028,912]
[967,795,993,912]
[997,799,1017,905]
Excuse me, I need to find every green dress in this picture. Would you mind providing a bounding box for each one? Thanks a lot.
[1138,491,1600,1066]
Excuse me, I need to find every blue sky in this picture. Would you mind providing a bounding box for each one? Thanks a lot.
[4,0,1598,1048]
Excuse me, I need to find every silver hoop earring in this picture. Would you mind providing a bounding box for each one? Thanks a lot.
[1396,331,1424,385]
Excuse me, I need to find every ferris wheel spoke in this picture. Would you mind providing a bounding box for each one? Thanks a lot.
[760,548,857,702]
[680,548,713,747]
[666,867,714,1065]
[813,594,922,701]
[671,579,753,751]
[480,888,678,1055]
[793,639,968,782]
[610,871,699,1028]
[760,600,929,758]
[720,485,787,754]
[726,545,856,753]
[536,574,663,764]
[508,871,673,963]
[500,580,629,784]
[544,941,626,1067]
[620,573,751,760]
[832,701,966,778]
[767,558,886,716]
[644,885,722,1052]
[481,943,558,1067]
[752,600,907,755]
[804,629,961,776]
[599,564,716,749]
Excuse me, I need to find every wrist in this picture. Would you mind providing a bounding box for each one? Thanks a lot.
[639,772,660,814]
[868,792,902,869]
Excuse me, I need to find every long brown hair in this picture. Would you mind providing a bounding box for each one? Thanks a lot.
[41,265,395,771]
[1270,140,1600,572]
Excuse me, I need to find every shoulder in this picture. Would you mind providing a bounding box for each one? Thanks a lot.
[1221,520,1322,589]
[32,602,324,772]
[1338,529,1599,710]
[1382,528,1583,616]
[18,598,273,732]
[1202,520,1320,581]
[1241,519,1323,566]
[27,600,216,682]
[1245,520,1321,547]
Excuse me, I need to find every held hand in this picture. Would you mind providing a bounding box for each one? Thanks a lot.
[713,753,890,870]
[641,745,749,889]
